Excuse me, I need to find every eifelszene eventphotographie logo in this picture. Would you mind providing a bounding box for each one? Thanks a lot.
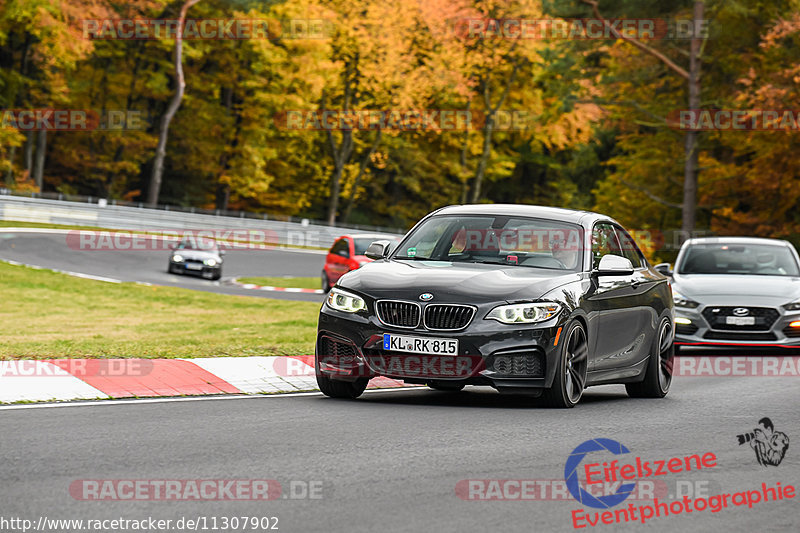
[736,417,789,467]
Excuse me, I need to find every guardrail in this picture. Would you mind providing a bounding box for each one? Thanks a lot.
[0,193,404,249]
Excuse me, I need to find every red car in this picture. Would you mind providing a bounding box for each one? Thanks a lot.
[322,234,399,292]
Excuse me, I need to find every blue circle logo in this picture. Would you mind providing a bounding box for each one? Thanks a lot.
[564,438,637,509]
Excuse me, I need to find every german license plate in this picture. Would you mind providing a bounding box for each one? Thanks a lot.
[185,263,203,270]
[726,316,755,326]
[383,334,458,355]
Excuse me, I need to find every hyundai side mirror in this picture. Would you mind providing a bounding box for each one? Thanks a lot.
[653,262,673,277]
[594,254,634,276]
[365,240,392,260]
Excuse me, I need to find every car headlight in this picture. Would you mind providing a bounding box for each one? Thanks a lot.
[485,302,561,324]
[326,288,366,313]
[783,301,800,311]
[204,258,217,266]
[172,254,184,262]
[673,290,700,308]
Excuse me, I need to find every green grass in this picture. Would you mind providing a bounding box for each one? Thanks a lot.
[0,262,321,358]
[0,220,94,230]
[237,276,321,290]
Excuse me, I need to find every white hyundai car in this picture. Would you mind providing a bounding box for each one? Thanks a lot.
[655,237,800,350]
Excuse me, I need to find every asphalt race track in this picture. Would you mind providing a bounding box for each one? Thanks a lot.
[0,230,326,301]
[1,376,798,532]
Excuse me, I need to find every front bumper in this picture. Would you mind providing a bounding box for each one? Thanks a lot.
[674,304,800,348]
[316,306,566,391]
[171,260,221,276]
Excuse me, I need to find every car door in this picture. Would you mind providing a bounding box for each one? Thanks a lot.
[328,238,352,283]
[611,224,661,368]
[585,223,648,372]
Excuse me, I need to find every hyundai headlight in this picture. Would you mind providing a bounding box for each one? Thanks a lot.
[326,288,366,313]
[172,254,184,262]
[783,301,800,311]
[673,290,700,308]
[204,258,217,266]
[485,302,561,324]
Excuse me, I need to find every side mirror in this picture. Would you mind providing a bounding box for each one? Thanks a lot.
[653,262,673,277]
[594,254,634,276]
[365,240,392,260]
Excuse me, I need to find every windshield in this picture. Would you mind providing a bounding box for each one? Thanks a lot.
[392,215,583,271]
[176,237,218,251]
[678,243,800,276]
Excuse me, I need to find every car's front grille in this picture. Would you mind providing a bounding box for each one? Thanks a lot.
[701,307,779,331]
[489,351,545,377]
[376,301,420,328]
[319,336,358,357]
[423,304,475,330]
[703,331,777,341]
[783,326,800,338]
[185,259,203,264]
[676,322,698,335]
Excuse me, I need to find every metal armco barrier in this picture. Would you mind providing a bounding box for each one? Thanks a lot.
[0,194,403,249]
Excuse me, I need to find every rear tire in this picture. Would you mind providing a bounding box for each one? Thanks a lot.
[626,315,673,398]
[321,271,331,293]
[316,374,368,399]
[541,321,588,408]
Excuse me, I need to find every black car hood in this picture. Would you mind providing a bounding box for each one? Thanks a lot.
[338,259,580,303]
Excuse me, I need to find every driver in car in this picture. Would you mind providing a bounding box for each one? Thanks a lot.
[551,237,579,269]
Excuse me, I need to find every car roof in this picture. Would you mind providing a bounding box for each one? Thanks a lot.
[432,204,611,226]
[685,236,792,247]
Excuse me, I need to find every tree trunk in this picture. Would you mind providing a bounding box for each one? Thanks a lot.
[470,116,494,203]
[4,146,16,185]
[342,129,382,223]
[24,131,34,175]
[324,57,358,225]
[33,130,46,190]
[470,65,519,203]
[147,0,201,206]
[681,0,704,240]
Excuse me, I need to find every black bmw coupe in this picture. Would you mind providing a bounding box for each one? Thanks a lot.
[315,204,674,407]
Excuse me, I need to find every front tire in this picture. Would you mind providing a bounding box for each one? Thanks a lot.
[541,321,588,408]
[316,374,368,399]
[626,315,673,398]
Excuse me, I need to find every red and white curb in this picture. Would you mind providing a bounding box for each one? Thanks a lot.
[230,278,324,294]
[0,356,411,404]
